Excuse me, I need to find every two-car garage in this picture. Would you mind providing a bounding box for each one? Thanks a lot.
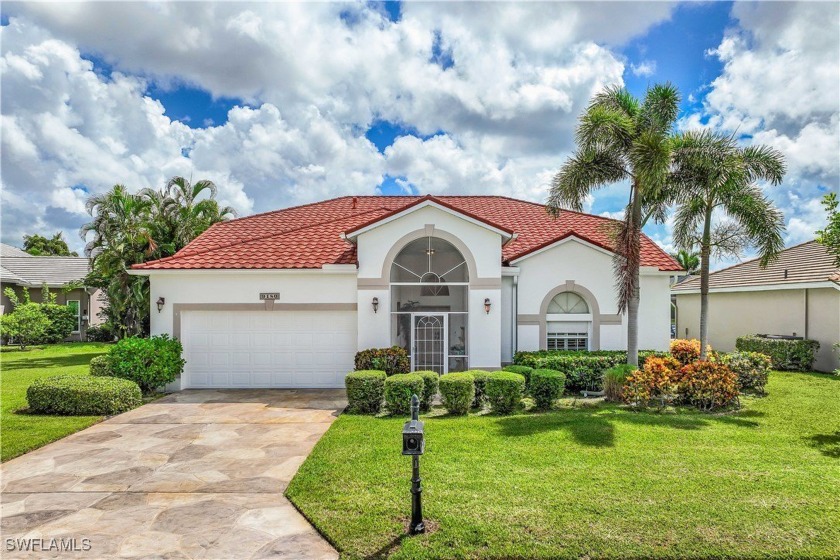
[180,309,357,389]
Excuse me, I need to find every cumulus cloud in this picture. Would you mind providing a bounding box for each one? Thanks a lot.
[2,3,679,251]
[630,60,656,77]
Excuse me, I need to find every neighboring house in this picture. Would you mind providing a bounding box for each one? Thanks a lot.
[0,243,104,341]
[672,240,840,372]
[131,195,681,389]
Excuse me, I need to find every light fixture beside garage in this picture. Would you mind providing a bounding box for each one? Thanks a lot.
[156,297,165,313]
[484,298,491,314]
[372,297,379,313]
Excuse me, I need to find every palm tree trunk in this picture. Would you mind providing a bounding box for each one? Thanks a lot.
[627,185,642,367]
[699,203,713,360]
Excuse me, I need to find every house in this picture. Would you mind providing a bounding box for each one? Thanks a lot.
[130,195,681,389]
[1,243,104,341]
[672,240,840,372]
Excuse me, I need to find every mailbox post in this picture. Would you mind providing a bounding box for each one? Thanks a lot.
[402,394,425,534]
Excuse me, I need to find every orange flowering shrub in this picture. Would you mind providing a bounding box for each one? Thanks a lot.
[670,339,701,365]
[676,361,739,411]
[622,355,681,407]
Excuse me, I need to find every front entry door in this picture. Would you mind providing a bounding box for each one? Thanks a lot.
[412,314,447,374]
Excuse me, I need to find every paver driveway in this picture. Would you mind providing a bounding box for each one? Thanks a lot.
[1,389,346,559]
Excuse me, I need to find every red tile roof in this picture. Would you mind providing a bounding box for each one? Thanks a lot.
[133,195,682,271]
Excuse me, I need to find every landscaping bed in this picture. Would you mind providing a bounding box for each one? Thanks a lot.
[287,371,840,559]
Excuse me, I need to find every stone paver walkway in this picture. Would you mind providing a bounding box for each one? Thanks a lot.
[1,389,346,559]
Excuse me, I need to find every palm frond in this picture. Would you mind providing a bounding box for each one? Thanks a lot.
[589,85,640,119]
[548,148,628,214]
[638,82,680,134]
[719,184,785,267]
[576,106,635,152]
[741,144,786,185]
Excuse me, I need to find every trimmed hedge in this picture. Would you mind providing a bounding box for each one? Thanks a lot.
[530,369,566,409]
[354,347,410,376]
[486,371,525,414]
[439,372,475,415]
[89,355,112,377]
[414,371,439,412]
[512,350,666,392]
[345,370,386,414]
[466,370,490,409]
[86,324,115,342]
[722,351,772,393]
[502,365,533,391]
[603,364,637,403]
[736,336,819,371]
[108,335,185,394]
[27,375,141,416]
[384,374,424,415]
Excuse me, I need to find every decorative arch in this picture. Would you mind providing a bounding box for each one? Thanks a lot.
[380,226,482,287]
[537,280,617,351]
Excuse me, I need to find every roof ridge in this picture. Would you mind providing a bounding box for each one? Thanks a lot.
[135,207,390,269]
[212,194,415,226]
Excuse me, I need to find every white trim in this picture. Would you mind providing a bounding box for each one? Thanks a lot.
[129,267,359,276]
[509,235,614,264]
[501,266,521,276]
[343,199,514,241]
[672,281,840,295]
[545,313,593,322]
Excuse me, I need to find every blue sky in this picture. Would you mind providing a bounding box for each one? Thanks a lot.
[1,1,837,264]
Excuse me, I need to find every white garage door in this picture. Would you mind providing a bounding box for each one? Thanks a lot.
[181,309,356,388]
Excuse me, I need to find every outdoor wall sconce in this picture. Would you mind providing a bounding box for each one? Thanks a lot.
[372,297,379,313]
[484,298,491,314]
[156,297,166,313]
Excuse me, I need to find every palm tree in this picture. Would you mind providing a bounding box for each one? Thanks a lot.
[671,250,700,275]
[549,83,680,366]
[670,130,786,359]
[165,176,237,250]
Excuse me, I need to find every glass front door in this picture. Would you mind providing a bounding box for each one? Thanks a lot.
[412,314,446,374]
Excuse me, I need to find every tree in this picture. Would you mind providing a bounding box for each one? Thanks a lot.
[816,192,840,266]
[670,129,785,359]
[80,178,235,339]
[0,288,50,350]
[23,232,78,256]
[549,83,680,366]
[671,250,700,275]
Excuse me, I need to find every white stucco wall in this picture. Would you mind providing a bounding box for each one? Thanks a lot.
[148,270,358,337]
[354,204,504,370]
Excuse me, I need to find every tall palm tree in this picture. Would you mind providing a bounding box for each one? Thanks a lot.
[671,250,700,275]
[549,83,680,366]
[166,176,237,250]
[670,130,786,359]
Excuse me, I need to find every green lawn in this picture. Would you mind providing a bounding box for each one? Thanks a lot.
[287,371,840,559]
[1,343,111,461]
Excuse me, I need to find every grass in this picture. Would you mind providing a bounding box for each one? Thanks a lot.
[287,371,840,559]
[1,342,111,461]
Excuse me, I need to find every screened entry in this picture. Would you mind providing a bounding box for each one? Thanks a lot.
[390,236,468,374]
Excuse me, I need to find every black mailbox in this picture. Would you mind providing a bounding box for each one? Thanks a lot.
[402,418,425,456]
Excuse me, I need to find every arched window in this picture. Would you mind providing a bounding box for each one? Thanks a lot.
[390,236,469,373]
[546,292,591,351]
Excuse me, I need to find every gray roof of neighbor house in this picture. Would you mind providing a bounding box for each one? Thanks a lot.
[0,244,91,287]
[672,240,839,292]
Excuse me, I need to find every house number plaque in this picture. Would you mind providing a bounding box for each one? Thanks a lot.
[259,292,280,300]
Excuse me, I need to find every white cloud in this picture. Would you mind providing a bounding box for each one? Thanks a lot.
[630,60,656,77]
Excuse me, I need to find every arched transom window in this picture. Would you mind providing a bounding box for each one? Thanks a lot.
[390,236,469,285]
[546,291,591,351]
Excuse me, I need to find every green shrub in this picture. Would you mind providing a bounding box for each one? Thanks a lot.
[86,323,116,342]
[0,302,49,350]
[721,352,772,393]
[345,370,386,414]
[486,371,525,414]
[384,374,424,415]
[513,350,667,392]
[439,372,475,415]
[465,370,490,408]
[89,355,112,377]
[414,371,439,412]
[736,335,820,371]
[108,335,185,394]
[530,369,566,409]
[604,364,637,402]
[354,347,410,376]
[27,375,141,415]
[503,365,533,391]
[39,303,77,343]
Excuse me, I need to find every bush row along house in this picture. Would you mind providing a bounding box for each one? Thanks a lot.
[0,243,104,341]
[672,240,840,372]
